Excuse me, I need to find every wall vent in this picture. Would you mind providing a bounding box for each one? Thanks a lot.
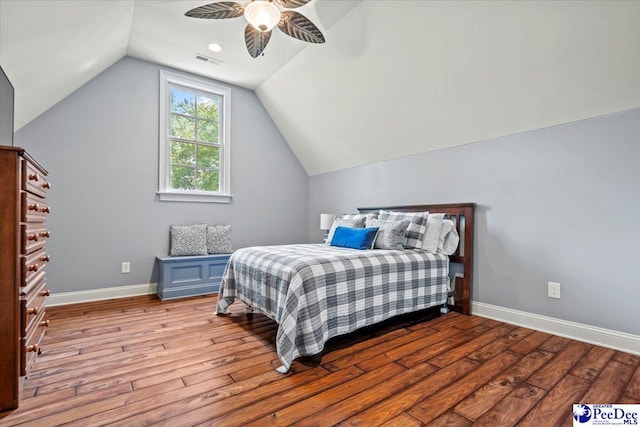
[195,53,223,66]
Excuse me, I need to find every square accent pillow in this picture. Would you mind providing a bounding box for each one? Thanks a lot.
[325,217,366,245]
[366,218,410,250]
[170,224,207,256]
[378,210,428,249]
[329,226,379,250]
[207,225,232,254]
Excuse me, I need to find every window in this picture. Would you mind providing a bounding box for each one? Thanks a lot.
[158,71,231,203]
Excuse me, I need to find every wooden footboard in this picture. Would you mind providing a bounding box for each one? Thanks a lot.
[358,203,475,315]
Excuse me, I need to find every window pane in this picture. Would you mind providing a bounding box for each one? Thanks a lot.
[170,89,195,116]
[197,119,219,143]
[197,145,219,168]
[160,72,230,200]
[171,166,196,190]
[170,141,195,165]
[170,115,195,140]
[197,169,219,192]
[197,95,219,121]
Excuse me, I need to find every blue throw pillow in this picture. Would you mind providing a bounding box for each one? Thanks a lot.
[330,226,379,250]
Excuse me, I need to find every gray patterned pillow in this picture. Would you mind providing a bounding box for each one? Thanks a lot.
[170,224,208,256]
[207,225,232,254]
[341,213,378,222]
[366,218,410,250]
[378,210,429,249]
[325,217,366,245]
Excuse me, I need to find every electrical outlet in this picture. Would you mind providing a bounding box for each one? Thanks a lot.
[548,282,561,299]
[121,262,130,274]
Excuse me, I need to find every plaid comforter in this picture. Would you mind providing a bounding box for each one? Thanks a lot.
[215,244,449,372]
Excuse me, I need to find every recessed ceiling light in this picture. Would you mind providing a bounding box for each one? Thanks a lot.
[208,42,223,53]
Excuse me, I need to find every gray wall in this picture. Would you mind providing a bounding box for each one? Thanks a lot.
[309,108,640,335]
[12,54,640,337]
[15,57,309,293]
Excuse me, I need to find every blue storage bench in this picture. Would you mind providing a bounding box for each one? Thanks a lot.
[156,253,231,300]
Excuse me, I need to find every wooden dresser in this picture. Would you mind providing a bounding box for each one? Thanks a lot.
[0,146,51,412]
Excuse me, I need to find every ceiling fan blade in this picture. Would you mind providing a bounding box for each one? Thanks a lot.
[245,25,272,58]
[276,0,312,9]
[185,2,244,19]
[277,11,325,44]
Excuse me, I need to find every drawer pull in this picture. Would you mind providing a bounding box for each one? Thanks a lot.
[26,344,39,353]
[41,255,50,263]
[27,306,39,316]
[27,264,39,272]
[29,173,39,182]
[28,233,39,241]
[41,206,50,213]
[28,203,40,212]
[40,231,51,239]
[40,289,51,297]
[40,320,50,328]
[42,182,51,189]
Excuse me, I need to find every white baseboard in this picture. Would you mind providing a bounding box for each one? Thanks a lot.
[472,301,640,356]
[48,283,157,307]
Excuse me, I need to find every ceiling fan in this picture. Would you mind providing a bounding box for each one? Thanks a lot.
[185,0,325,58]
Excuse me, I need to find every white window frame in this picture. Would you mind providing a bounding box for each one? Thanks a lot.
[158,70,232,203]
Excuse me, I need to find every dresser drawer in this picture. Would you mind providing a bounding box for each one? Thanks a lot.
[22,158,51,199]
[22,223,50,255]
[22,192,50,223]
[21,248,50,285]
[21,270,45,293]
[21,277,49,336]
[21,309,47,376]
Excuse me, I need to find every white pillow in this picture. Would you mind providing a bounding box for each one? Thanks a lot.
[421,213,444,253]
[325,217,366,244]
[438,219,460,256]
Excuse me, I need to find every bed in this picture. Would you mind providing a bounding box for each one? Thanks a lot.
[215,203,475,373]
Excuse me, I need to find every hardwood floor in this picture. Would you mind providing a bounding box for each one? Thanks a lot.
[0,295,638,426]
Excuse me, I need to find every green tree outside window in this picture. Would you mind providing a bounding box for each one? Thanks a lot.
[169,87,222,192]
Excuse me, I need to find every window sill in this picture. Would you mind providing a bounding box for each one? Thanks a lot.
[157,191,233,204]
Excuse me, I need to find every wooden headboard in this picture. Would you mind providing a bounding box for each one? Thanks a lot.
[358,203,475,315]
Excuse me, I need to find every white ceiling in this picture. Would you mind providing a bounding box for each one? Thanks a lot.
[0,0,361,130]
[127,0,361,89]
[2,1,639,176]
[258,0,640,174]
[0,0,134,131]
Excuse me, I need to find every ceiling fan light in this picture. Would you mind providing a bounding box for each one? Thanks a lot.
[244,0,281,32]
[208,42,223,52]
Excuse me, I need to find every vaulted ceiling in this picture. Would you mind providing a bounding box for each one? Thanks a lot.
[2,1,639,175]
[0,0,361,130]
